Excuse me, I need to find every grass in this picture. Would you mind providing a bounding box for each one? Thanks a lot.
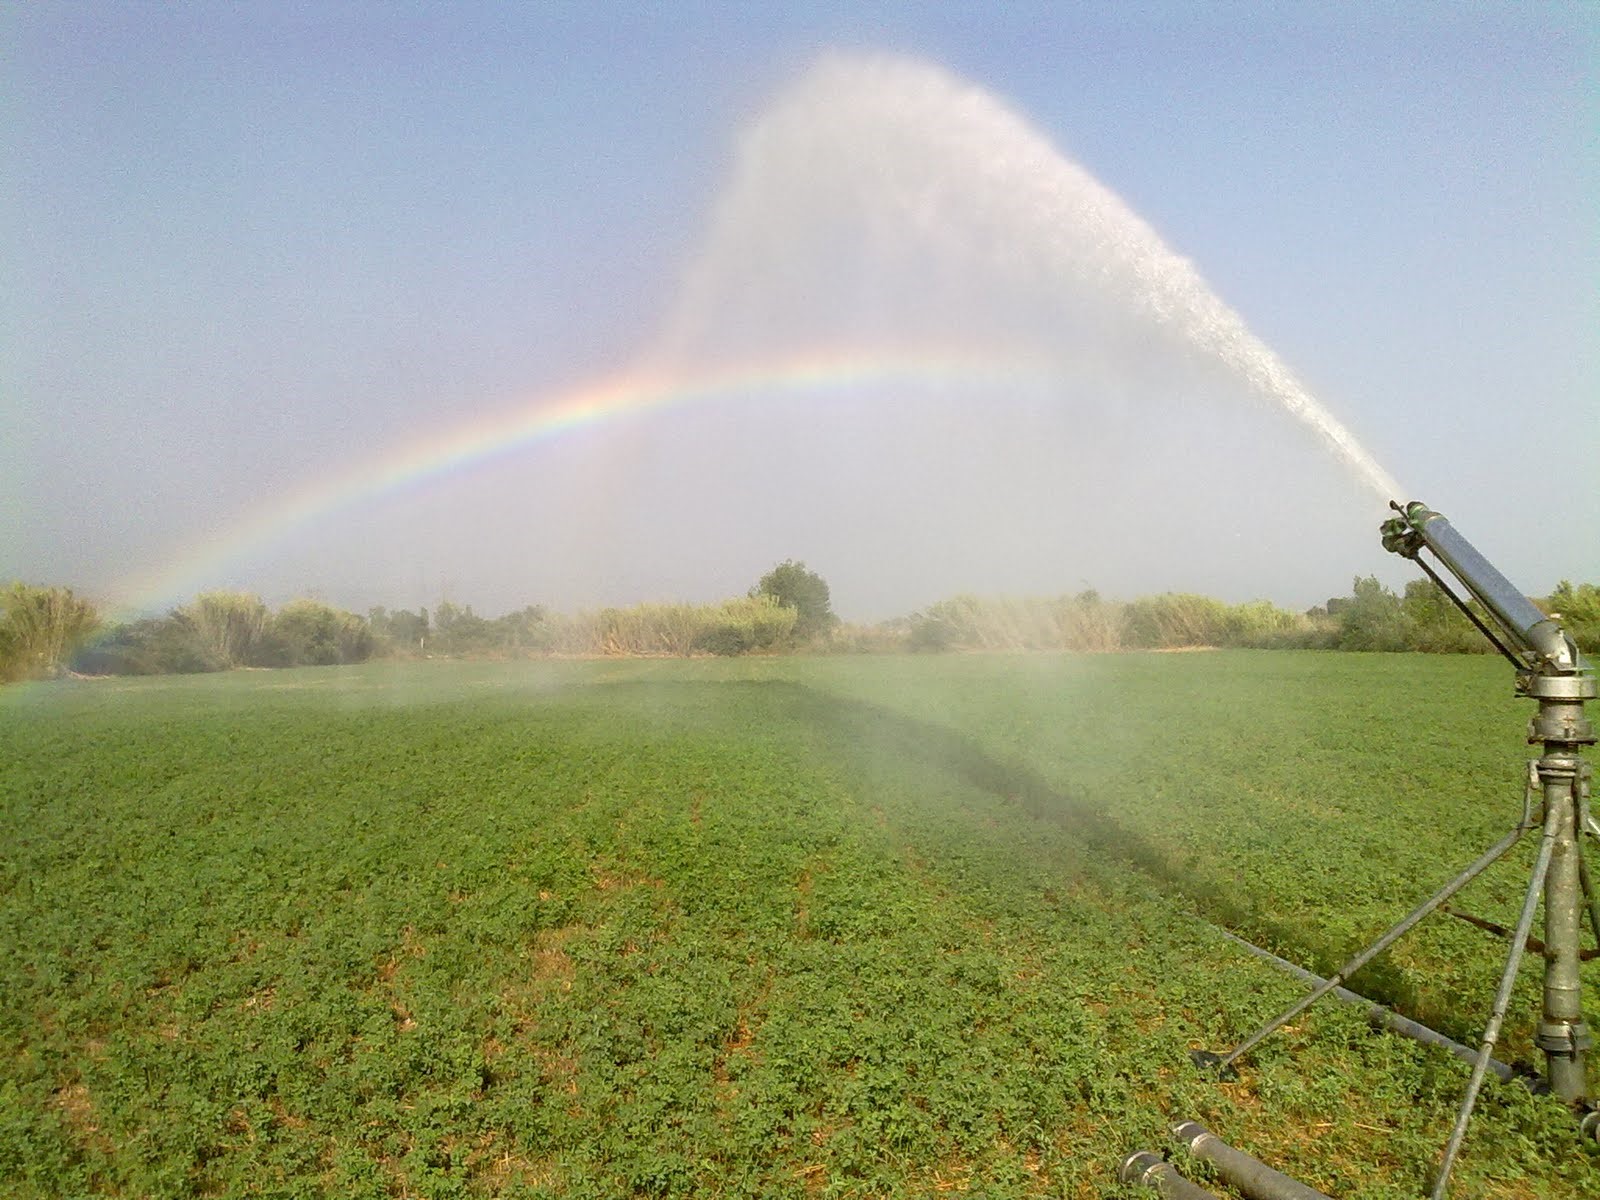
[2,653,1597,1198]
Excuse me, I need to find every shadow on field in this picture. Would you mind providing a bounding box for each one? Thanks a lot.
[772,685,1320,934]
[776,681,1446,1035]
[599,675,1435,1029]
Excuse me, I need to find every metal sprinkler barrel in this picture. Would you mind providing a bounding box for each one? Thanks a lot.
[1380,502,1583,680]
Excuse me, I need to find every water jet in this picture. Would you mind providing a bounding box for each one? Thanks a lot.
[657,53,1401,503]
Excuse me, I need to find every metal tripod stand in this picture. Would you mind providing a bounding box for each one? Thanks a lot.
[1198,503,1598,1198]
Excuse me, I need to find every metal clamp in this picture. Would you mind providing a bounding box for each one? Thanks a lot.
[1535,1020,1594,1056]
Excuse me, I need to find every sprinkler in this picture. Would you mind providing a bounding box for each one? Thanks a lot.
[1380,502,1595,1115]
[1184,501,1596,1198]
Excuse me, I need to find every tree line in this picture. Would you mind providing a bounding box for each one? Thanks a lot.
[883,578,1598,655]
[2,567,1597,683]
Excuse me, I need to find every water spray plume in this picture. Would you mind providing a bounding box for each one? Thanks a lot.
[656,53,1403,501]
[113,52,1402,613]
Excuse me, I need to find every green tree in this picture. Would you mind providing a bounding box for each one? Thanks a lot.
[492,606,553,655]
[368,607,430,655]
[1547,581,1600,621]
[752,560,836,640]
[429,600,496,655]
[1338,575,1408,651]
[265,599,372,666]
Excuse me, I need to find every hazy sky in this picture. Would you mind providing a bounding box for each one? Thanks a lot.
[5,3,1596,620]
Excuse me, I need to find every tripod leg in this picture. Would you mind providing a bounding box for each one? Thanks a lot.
[1577,843,1600,957]
[1580,774,1600,951]
[1430,795,1562,1199]
[1209,824,1527,1075]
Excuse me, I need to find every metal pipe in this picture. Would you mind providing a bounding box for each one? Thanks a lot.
[1118,1151,1223,1199]
[1208,926,1517,1082]
[1411,552,1526,669]
[1581,1109,1600,1143]
[1539,762,1591,1105]
[1170,1122,1331,1200]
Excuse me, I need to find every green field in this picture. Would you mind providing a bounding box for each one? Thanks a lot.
[4,653,1597,1198]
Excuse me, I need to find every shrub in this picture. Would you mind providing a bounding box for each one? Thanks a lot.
[1220,599,1303,647]
[906,597,976,652]
[1054,590,1123,652]
[594,603,701,656]
[694,596,799,656]
[907,593,1120,653]
[177,591,268,668]
[266,600,372,666]
[1400,579,1482,654]
[696,623,751,656]
[1121,593,1230,649]
[1337,576,1408,652]
[0,583,101,681]
[72,616,224,676]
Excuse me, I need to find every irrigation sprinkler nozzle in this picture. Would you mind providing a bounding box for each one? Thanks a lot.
[1379,500,1593,683]
[1380,500,1428,558]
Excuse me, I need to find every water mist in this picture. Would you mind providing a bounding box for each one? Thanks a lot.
[116,52,1408,617]
[655,53,1402,503]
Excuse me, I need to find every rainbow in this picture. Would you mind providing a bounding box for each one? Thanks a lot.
[110,346,1063,616]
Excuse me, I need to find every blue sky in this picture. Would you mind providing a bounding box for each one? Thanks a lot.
[4,3,1595,618]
